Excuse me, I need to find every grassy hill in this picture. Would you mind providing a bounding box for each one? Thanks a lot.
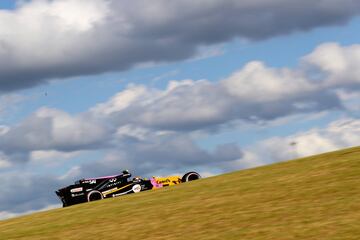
[1,146,360,240]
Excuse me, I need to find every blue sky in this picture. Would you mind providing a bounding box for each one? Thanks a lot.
[0,0,15,9]
[0,0,359,219]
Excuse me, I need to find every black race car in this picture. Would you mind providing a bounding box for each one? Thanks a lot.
[56,170,200,207]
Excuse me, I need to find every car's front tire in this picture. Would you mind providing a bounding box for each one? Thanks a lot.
[132,184,142,193]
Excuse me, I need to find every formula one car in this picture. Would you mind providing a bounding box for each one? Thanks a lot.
[55,170,201,207]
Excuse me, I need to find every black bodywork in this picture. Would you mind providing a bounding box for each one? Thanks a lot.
[55,170,153,207]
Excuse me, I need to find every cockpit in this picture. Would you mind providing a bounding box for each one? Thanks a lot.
[74,179,84,185]
[73,170,131,185]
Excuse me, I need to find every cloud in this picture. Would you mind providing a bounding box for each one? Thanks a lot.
[0,125,10,135]
[241,118,360,165]
[1,116,358,220]
[0,94,24,119]
[0,42,357,219]
[335,89,360,113]
[91,59,344,132]
[2,117,358,220]
[0,129,243,218]
[302,42,360,88]
[0,172,64,215]
[0,152,11,169]
[1,0,360,92]
[0,107,109,161]
[1,42,359,163]
[30,150,83,165]
[93,43,360,132]
[0,204,60,221]
[69,124,244,177]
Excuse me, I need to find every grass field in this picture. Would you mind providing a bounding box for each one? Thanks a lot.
[1,146,359,240]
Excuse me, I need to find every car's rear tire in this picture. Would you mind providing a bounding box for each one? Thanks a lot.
[181,171,201,182]
[87,190,103,202]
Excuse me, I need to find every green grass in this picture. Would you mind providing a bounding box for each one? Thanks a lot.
[1,146,360,240]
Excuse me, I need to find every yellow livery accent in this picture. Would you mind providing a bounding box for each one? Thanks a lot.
[153,176,182,186]
[102,184,132,197]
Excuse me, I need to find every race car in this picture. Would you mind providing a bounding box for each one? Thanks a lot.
[55,170,201,207]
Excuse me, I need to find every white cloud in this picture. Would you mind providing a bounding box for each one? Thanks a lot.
[0,125,10,135]
[1,0,360,91]
[58,165,82,181]
[189,44,225,61]
[223,61,316,102]
[36,108,107,148]
[0,0,109,68]
[115,124,153,141]
[91,44,355,131]
[242,118,360,165]
[91,85,149,115]
[335,89,360,112]
[303,42,360,87]
[0,107,109,156]
[0,152,11,169]
[0,94,24,119]
[1,42,359,162]
[30,150,82,165]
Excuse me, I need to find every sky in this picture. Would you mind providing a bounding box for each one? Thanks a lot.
[0,0,359,220]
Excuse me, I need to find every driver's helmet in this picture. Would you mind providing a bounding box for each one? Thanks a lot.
[133,176,141,182]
